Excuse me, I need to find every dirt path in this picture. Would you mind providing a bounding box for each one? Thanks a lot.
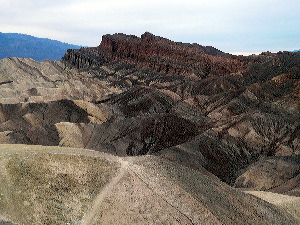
[79,159,129,225]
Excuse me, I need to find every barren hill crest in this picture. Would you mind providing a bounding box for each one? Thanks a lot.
[0,32,299,225]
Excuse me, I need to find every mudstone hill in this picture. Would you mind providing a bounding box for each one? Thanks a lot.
[0,32,299,224]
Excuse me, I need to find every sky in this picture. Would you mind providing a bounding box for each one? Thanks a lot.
[1,0,299,55]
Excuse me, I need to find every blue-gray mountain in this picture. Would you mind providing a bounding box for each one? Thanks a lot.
[0,32,82,61]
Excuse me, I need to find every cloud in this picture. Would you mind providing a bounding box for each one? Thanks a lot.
[0,0,299,52]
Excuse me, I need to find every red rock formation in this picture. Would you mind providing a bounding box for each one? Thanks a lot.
[63,32,245,78]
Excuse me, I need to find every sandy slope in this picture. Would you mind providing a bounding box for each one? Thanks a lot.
[0,144,298,225]
[245,191,300,220]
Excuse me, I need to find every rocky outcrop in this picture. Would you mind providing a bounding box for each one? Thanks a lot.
[62,33,300,86]
[244,51,300,83]
[62,32,245,78]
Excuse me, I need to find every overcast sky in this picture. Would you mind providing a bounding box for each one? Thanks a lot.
[1,0,299,54]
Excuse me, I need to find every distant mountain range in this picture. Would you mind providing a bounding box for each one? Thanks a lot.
[0,32,83,61]
[292,49,300,52]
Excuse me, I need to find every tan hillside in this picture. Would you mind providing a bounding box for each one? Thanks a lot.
[245,191,300,221]
[0,144,298,225]
[0,32,300,224]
